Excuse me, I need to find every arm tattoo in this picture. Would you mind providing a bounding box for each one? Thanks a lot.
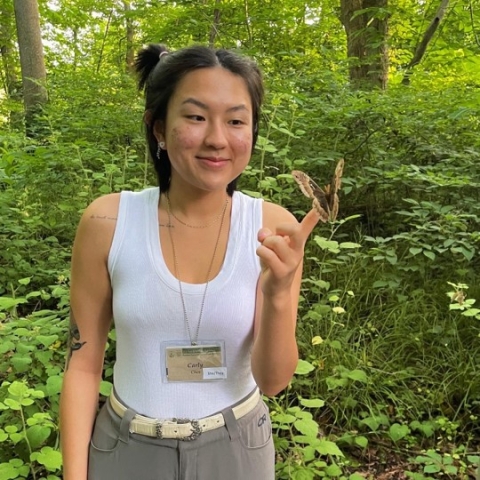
[65,309,87,370]
[90,215,117,221]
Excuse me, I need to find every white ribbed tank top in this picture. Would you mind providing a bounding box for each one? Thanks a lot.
[108,187,262,418]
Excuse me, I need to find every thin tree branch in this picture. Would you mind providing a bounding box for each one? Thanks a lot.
[402,0,450,85]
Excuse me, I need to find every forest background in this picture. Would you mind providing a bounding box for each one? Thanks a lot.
[0,0,479,479]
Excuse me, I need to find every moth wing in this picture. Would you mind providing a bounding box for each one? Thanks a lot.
[292,170,329,221]
[312,198,329,223]
[330,159,344,194]
[292,170,315,199]
[329,193,339,222]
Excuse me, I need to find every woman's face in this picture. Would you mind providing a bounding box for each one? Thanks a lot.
[155,67,253,194]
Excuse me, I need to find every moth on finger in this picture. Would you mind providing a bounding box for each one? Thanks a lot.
[292,159,344,223]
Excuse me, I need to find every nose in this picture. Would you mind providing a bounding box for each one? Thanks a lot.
[204,121,227,150]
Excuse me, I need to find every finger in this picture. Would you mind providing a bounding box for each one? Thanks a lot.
[257,227,273,243]
[259,234,293,264]
[299,209,322,236]
[274,209,320,250]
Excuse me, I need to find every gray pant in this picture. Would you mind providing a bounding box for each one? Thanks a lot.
[88,392,275,480]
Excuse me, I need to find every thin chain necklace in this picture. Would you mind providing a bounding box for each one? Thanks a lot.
[166,192,228,229]
[166,194,229,345]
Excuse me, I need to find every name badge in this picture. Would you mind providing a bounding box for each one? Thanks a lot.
[161,341,227,383]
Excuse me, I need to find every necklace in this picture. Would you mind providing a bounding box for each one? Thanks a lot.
[165,192,229,229]
[166,195,229,345]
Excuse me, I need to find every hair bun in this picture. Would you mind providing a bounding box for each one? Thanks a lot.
[135,44,169,91]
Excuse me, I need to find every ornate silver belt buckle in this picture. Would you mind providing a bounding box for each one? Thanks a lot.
[184,419,201,441]
[173,418,201,442]
[155,421,164,439]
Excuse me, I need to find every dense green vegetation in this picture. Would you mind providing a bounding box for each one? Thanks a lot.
[1,1,479,478]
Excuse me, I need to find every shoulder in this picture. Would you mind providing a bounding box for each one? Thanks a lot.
[262,200,297,230]
[74,193,122,260]
[83,192,122,220]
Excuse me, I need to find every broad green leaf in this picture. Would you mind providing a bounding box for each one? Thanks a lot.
[346,369,368,383]
[339,242,361,249]
[423,250,435,261]
[389,423,410,442]
[46,376,63,396]
[0,462,21,480]
[325,463,343,476]
[311,336,323,345]
[354,435,368,448]
[8,382,29,398]
[99,381,113,397]
[294,418,319,438]
[4,399,21,411]
[292,468,315,480]
[10,356,32,373]
[27,425,51,450]
[36,335,59,348]
[299,398,325,408]
[30,447,62,471]
[272,413,296,424]
[316,439,344,457]
[295,360,314,375]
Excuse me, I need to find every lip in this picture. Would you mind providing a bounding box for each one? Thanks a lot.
[197,156,229,168]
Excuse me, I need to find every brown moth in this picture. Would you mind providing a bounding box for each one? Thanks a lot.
[292,159,344,223]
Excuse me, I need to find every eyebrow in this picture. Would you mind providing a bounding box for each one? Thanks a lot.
[181,98,250,113]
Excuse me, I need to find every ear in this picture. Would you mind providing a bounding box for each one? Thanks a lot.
[153,120,166,145]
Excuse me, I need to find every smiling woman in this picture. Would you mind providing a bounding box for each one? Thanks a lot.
[59,43,321,480]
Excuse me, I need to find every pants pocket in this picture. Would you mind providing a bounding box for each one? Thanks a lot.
[237,400,272,449]
[89,402,120,453]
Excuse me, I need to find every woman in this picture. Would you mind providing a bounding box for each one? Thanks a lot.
[60,44,319,480]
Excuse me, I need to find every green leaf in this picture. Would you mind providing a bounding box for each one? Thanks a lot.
[299,398,325,408]
[8,381,29,398]
[10,356,32,373]
[409,247,422,256]
[10,432,24,444]
[99,381,113,397]
[30,446,62,471]
[339,242,361,249]
[0,429,8,442]
[389,423,410,442]
[350,474,367,480]
[4,399,21,410]
[423,250,436,261]
[294,418,319,438]
[346,369,368,383]
[316,439,344,457]
[354,435,368,448]
[36,335,59,348]
[291,469,315,480]
[46,376,63,396]
[325,463,343,476]
[424,465,441,474]
[272,413,296,424]
[295,360,315,375]
[27,425,51,450]
[0,461,22,480]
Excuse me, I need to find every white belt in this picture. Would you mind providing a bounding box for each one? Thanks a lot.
[109,389,260,441]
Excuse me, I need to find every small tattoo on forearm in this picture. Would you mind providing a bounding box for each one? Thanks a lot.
[65,310,86,370]
[90,215,117,221]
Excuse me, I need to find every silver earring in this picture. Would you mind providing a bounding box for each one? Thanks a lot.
[156,142,165,159]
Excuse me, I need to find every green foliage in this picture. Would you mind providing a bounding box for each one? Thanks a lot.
[1,1,480,478]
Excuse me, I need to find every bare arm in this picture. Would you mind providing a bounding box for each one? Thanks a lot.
[60,194,120,480]
[251,203,319,396]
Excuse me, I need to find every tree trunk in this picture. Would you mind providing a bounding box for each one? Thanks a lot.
[209,0,222,48]
[13,0,48,133]
[340,0,389,90]
[402,0,450,85]
[124,1,135,73]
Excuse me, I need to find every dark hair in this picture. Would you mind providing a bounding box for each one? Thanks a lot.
[135,44,264,195]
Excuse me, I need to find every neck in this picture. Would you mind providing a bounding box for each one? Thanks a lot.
[164,183,230,220]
